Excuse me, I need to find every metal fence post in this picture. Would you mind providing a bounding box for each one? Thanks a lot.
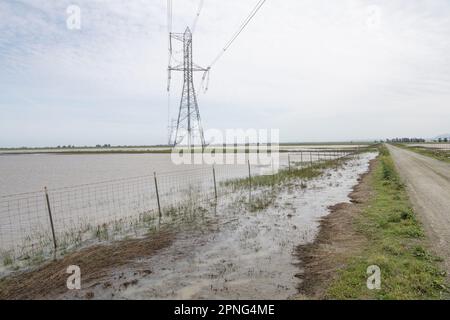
[248,159,252,194]
[212,165,218,200]
[44,187,57,254]
[154,172,162,218]
[310,151,313,167]
[271,159,275,187]
[288,154,291,171]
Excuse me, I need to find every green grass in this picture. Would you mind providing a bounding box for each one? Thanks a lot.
[397,144,450,164]
[222,156,354,215]
[247,190,278,212]
[222,156,349,191]
[326,145,448,299]
[1,251,13,266]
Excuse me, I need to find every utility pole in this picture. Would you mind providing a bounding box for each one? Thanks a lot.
[168,27,208,151]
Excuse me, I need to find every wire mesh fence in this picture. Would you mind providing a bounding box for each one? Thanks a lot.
[0,149,357,262]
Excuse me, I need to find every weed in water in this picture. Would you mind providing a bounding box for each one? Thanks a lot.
[1,251,13,266]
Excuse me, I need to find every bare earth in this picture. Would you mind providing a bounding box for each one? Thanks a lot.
[387,144,450,278]
[0,229,174,299]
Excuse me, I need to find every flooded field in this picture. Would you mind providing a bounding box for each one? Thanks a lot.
[0,148,361,274]
[0,149,361,196]
[0,153,292,196]
[56,152,376,300]
[0,144,369,155]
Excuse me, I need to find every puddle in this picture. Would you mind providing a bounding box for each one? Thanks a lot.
[60,153,377,299]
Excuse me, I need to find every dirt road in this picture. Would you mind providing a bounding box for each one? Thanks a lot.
[387,144,450,276]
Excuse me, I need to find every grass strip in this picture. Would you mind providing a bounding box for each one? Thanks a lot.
[326,145,448,299]
[396,144,450,164]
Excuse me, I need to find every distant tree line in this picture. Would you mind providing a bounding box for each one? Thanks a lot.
[386,138,426,143]
[386,137,449,143]
[56,144,112,148]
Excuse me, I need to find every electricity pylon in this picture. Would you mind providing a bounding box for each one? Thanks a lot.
[168,27,208,150]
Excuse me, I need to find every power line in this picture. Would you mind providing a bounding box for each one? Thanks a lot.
[191,0,205,34]
[208,0,267,68]
[167,0,173,74]
[167,0,173,144]
[167,0,172,34]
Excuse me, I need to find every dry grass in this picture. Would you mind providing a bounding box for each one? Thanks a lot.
[0,228,174,299]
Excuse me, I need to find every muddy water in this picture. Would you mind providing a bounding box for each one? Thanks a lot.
[61,153,376,300]
[0,148,358,196]
[0,153,292,196]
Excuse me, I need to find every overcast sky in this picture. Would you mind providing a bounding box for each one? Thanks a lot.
[1,0,449,147]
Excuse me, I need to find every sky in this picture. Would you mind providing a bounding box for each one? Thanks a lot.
[0,0,450,147]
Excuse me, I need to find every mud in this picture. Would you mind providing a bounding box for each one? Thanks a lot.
[0,228,174,299]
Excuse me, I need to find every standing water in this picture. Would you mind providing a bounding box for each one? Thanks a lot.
[58,152,376,299]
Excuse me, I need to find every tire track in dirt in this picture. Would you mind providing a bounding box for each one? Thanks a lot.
[387,144,450,280]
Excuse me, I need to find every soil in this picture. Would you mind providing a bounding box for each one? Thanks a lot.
[294,158,378,299]
[0,228,174,299]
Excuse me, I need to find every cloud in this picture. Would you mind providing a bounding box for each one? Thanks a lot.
[1,0,450,146]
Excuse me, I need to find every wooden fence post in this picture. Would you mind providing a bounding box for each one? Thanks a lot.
[248,160,252,191]
[44,187,57,255]
[154,172,162,218]
[248,160,252,203]
[212,165,218,200]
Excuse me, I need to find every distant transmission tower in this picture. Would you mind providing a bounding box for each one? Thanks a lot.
[168,27,208,150]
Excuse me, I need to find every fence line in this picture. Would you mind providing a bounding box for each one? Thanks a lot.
[0,149,357,261]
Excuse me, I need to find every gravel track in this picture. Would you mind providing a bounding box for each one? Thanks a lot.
[387,144,450,278]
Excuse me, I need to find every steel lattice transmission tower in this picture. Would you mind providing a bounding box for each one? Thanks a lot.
[168,27,208,150]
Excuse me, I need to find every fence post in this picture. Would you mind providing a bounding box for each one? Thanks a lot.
[310,151,313,167]
[212,165,218,200]
[271,159,276,187]
[300,151,303,166]
[154,172,162,218]
[44,187,57,255]
[288,154,291,171]
[248,159,252,197]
